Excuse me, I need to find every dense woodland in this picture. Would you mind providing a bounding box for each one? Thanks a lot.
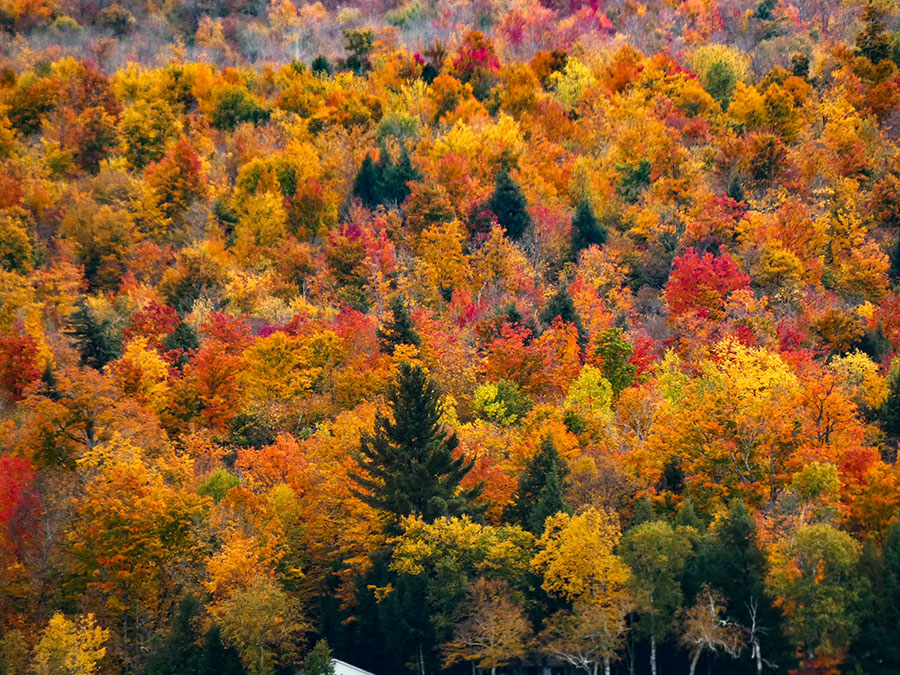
[6,0,900,674]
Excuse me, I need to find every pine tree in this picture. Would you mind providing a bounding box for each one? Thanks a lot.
[381,146,419,204]
[162,320,200,367]
[504,435,571,534]
[352,153,382,209]
[881,361,900,439]
[303,640,335,675]
[67,301,121,370]
[856,1,891,64]
[540,286,587,348]
[351,363,483,531]
[571,197,607,257]
[377,295,421,353]
[486,168,531,240]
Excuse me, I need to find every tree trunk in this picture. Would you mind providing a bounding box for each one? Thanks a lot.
[650,635,657,675]
[689,649,702,675]
[604,657,611,675]
[753,640,762,675]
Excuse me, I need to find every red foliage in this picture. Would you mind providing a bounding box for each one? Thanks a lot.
[664,246,750,320]
[0,331,40,401]
[124,301,180,348]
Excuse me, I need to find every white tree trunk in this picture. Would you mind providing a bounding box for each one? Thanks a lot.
[650,635,657,675]
[688,648,702,675]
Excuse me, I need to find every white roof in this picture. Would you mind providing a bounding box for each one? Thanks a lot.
[331,659,376,675]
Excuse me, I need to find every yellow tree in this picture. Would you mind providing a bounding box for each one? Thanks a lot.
[32,613,109,675]
[442,578,532,675]
[531,508,633,674]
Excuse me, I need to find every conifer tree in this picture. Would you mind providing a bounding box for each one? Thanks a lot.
[856,1,891,64]
[303,640,335,675]
[880,361,900,439]
[504,435,571,534]
[486,168,531,240]
[351,363,483,531]
[540,286,587,348]
[377,295,421,353]
[381,146,419,204]
[352,153,381,209]
[67,301,121,370]
[571,197,607,257]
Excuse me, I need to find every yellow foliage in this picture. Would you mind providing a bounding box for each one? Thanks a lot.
[32,613,108,675]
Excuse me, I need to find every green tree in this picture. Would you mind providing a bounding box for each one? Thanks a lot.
[848,521,900,675]
[857,1,891,64]
[486,168,531,240]
[67,301,121,370]
[704,60,737,106]
[377,295,421,353]
[351,363,483,531]
[879,360,900,438]
[592,328,636,397]
[571,197,607,257]
[504,435,571,534]
[303,640,334,675]
[689,500,790,675]
[767,524,863,670]
[352,153,382,209]
[620,520,695,675]
[540,287,587,348]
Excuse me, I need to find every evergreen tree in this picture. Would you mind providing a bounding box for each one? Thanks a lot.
[687,500,792,674]
[377,295,421,354]
[303,639,335,675]
[67,300,121,370]
[880,361,900,439]
[162,320,200,367]
[381,146,419,204]
[197,625,245,675]
[570,197,607,257]
[144,595,203,675]
[39,362,60,401]
[486,168,531,240]
[539,286,587,348]
[504,435,571,534]
[352,153,382,209]
[351,363,483,531]
[848,522,900,674]
[857,1,891,64]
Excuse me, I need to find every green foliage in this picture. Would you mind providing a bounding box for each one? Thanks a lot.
[879,360,900,437]
[540,287,586,348]
[504,435,571,534]
[592,328,636,396]
[617,159,653,204]
[486,168,531,240]
[211,87,270,132]
[473,379,532,426]
[704,60,737,106]
[571,197,606,256]
[198,469,239,503]
[857,1,891,63]
[377,295,420,353]
[351,363,483,530]
[67,301,122,370]
[303,640,334,675]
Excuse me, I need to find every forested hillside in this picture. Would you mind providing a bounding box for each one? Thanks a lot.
[3,1,900,674]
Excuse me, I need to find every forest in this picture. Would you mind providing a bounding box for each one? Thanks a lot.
[4,0,900,674]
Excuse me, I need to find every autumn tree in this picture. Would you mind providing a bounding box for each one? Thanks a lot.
[67,301,121,369]
[679,585,744,675]
[32,613,109,675]
[377,295,420,353]
[351,363,483,531]
[443,578,531,675]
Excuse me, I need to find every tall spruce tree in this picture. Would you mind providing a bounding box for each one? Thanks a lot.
[486,168,531,240]
[67,300,121,370]
[351,363,483,531]
[352,153,382,208]
[504,435,571,534]
[377,295,421,353]
[856,1,891,63]
[571,197,607,257]
[540,286,587,348]
[880,361,900,439]
[381,145,419,204]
